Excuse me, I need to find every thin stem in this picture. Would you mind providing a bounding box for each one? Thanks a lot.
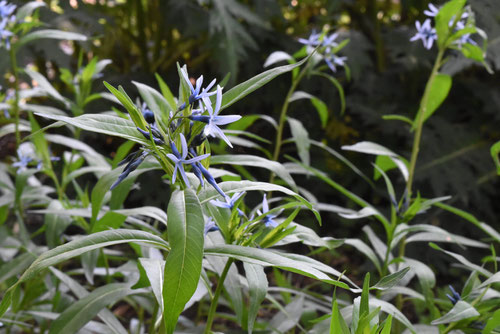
[406,48,445,195]
[204,258,234,334]
[269,61,313,187]
[9,47,21,147]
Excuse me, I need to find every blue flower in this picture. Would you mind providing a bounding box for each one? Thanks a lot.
[204,217,219,235]
[0,1,16,20]
[257,194,283,228]
[179,67,217,110]
[111,150,149,190]
[190,85,241,148]
[12,148,33,174]
[211,191,245,216]
[0,18,13,49]
[446,285,461,305]
[423,3,439,17]
[298,30,321,48]
[324,54,347,73]
[410,19,437,49]
[196,161,226,198]
[453,21,477,47]
[166,133,209,187]
[322,32,339,54]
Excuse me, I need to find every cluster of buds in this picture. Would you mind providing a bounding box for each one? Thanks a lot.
[111,67,241,204]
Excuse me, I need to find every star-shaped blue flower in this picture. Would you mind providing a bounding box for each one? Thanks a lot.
[210,191,245,216]
[324,54,347,73]
[410,19,437,50]
[192,85,241,148]
[166,133,209,187]
[0,18,13,49]
[180,67,217,109]
[257,194,283,228]
[0,1,16,20]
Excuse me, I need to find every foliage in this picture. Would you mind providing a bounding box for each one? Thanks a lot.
[0,0,499,333]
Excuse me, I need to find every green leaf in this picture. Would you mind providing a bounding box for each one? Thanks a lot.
[210,155,297,190]
[244,263,268,333]
[16,29,87,49]
[491,141,500,175]
[373,267,410,290]
[429,243,492,277]
[45,200,72,248]
[133,81,170,124]
[380,315,393,334]
[430,300,479,325]
[360,273,370,316]
[420,73,452,124]
[0,230,168,318]
[103,82,147,130]
[287,118,310,166]
[139,258,165,312]
[330,298,349,334]
[16,2,46,21]
[35,113,148,145]
[49,283,140,334]
[163,189,205,334]
[312,71,346,116]
[49,267,128,334]
[155,73,178,111]
[435,0,466,48]
[204,244,353,290]
[483,308,500,334]
[91,211,127,233]
[221,54,310,111]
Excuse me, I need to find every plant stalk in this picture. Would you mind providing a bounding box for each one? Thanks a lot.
[9,47,21,147]
[406,48,445,195]
[204,258,234,334]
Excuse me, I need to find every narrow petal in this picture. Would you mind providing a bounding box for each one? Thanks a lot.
[179,166,190,187]
[181,67,195,94]
[262,194,269,213]
[213,115,242,125]
[214,85,223,115]
[179,133,189,159]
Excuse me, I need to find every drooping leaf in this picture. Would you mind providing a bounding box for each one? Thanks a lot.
[372,267,410,290]
[16,29,87,49]
[163,189,205,334]
[430,300,479,325]
[244,262,268,333]
[287,118,310,166]
[48,283,141,334]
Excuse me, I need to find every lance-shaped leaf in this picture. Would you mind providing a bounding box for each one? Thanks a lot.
[163,189,205,334]
[244,263,268,333]
[49,283,143,334]
[16,29,87,49]
[431,300,479,325]
[0,229,168,318]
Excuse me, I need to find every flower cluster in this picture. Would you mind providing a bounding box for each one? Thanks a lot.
[298,30,347,73]
[0,1,17,49]
[112,67,241,202]
[410,3,476,50]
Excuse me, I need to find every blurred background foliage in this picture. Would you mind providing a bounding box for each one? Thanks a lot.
[2,0,499,278]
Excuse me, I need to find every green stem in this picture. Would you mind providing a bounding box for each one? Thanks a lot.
[204,258,234,334]
[406,48,445,195]
[269,60,312,185]
[9,47,21,147]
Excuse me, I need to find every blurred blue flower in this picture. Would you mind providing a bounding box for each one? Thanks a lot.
[298,30,321,48]
[179,67,217,110]
[324,54,347,73]
[12,149,33,174]
[257,194,283,228]
[322,32,339,53]
[167,133,209,187]
[0,1,16,20]
[190,85,241,148]
[446,285,461,305]
[423,3,439,17]
[410,19,437,49]
[453,21,477,47]
[204,217,219,235]
[0,18,13,49]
